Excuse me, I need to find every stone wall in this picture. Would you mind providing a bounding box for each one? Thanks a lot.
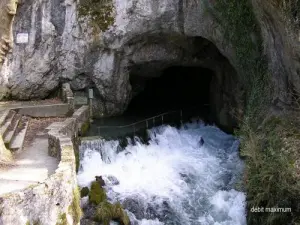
[0,105,90,225]
[16,104,71,118]
[0,110,12,163]
[61,83,75,114]
[0,134,12,163]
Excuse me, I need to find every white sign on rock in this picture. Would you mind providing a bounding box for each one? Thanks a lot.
[16,33,29,44]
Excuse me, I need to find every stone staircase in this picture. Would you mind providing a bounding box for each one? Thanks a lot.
[0,109,29,152]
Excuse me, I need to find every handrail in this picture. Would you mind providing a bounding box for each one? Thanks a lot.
[96,109,181,129]
[95,105,209,136]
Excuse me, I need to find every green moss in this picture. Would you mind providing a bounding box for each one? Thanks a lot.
[208,0,270,124]
[94,201,114,224]
[56,213,68,225]
[77,0,115,33]
[74,147,80,173]
[69,187,82,224]
[80,121,90,136]
[112,202,130,225]
[33,221,41,225]
[24,220,41,225]
[80,186,90,197]
[94,201,130,225]
[55,188,82,225]
[89,181,107,205]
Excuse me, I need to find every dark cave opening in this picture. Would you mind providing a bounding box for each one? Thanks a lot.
[125,66,214,121]
[87,36,241,136]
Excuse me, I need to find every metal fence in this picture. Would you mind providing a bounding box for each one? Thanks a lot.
[95,105,209,138]
[96,109,184,137]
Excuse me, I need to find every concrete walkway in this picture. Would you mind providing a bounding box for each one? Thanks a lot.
[0,137,58,195]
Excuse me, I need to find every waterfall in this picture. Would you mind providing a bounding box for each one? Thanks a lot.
[78,121,246,225]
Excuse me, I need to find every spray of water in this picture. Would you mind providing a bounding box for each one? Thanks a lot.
[78,121,246,225]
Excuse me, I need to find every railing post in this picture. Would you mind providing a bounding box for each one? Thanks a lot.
[180,110,183,125]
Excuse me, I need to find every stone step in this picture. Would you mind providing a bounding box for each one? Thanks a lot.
[9,117,29,152]
[0,110,16,137]
[4,114,22,146]
[0,110,10,126]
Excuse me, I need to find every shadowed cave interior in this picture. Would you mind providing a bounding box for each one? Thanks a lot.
[87,36,241,136]
[125,66,214,120]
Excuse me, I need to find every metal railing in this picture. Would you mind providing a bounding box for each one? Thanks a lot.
[96,105,209,137]
[96,109,184,137]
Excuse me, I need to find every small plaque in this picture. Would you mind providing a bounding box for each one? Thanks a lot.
[89,89,94,99]
[16,33,29,44]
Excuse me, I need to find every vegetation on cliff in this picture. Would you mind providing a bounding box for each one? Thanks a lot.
[77,0,115,32]
[210,0,300,224]
[270,0,300,31]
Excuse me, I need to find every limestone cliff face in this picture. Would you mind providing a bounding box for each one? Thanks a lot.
[0,0,243,128]
[252,0,300,108]
[0,0,299,128]
[0,0,18,67]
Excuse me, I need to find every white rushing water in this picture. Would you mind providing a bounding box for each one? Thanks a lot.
[77,121,246,225]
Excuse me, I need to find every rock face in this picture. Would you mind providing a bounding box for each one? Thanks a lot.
[0,0,299,128]
[251,0,300,109]
[0,0,17,68]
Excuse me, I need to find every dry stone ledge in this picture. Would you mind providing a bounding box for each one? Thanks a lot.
[0,105,90,225]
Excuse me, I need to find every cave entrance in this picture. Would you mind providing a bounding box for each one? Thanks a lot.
[125,66,214,121]
[122,35,243,132]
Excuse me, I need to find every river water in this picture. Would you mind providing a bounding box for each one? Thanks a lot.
[77,121,246,225]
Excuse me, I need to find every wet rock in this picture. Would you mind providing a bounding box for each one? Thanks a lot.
[83,204,97,219]
[144,200,177,223]
[122,198,145,220]
[104,175,120,186]
[80,196,89,209]
[94,202,131,225]
[95,176,106,187]
[80,218,99,225]
[199,137,204,146]
[80,186,90,197]
[179,173,196,184]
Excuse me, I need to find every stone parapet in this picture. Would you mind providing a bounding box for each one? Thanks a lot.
[0,105,90,225]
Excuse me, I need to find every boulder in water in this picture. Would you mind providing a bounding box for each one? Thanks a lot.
[80,218,98,225]
[94,201,131,225]
[122,198,145,220]
[81,186,90,197]
[145,200,176,223]
[80,196,89,209]
[89,181,107,205]
[96,176,106,187]
[104,175,120,186]
[199,137,204,146]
